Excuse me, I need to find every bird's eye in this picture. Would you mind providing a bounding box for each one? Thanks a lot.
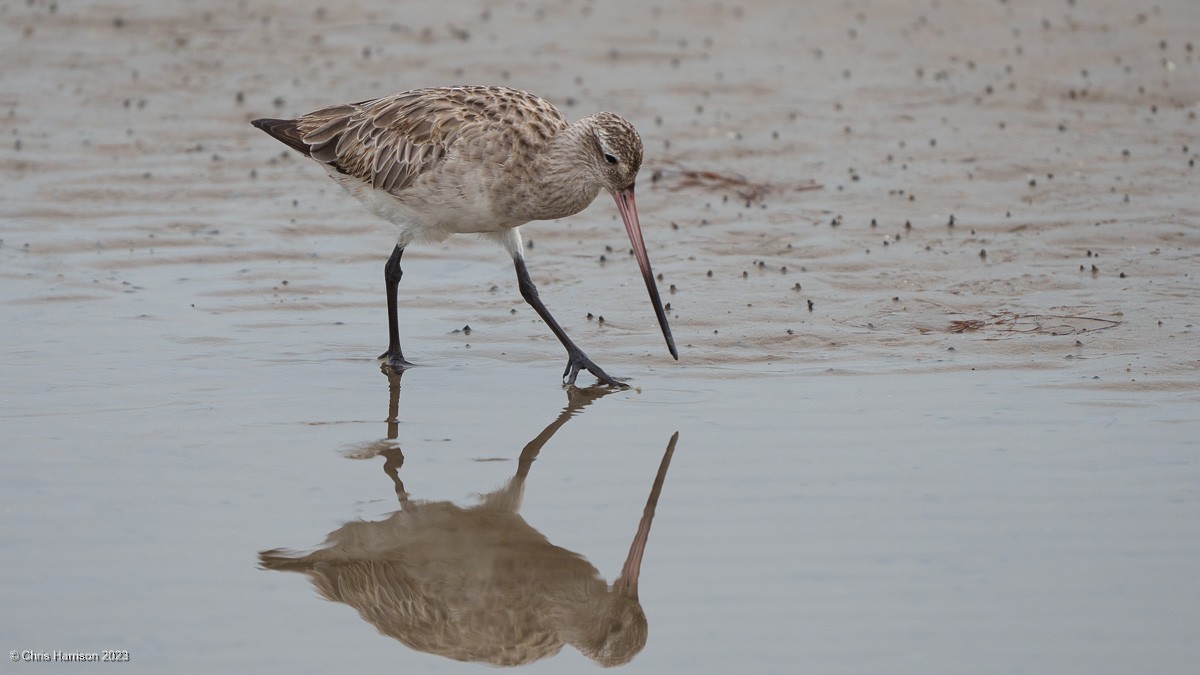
[603,153,619,165]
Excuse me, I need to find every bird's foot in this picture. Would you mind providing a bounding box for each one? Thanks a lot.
[563,351,629,389]
[379,350,416,371]
[564,382,620,410]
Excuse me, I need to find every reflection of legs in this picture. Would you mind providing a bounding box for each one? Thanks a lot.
[372,343,618,508]
[375,367,409,507]
[379,447,410,508]
[382,365,404,441]
[514,385,616,481]
[484,384,616,512]
[512,254,623,388]
[332,368,404,488]
[380,244,413,367]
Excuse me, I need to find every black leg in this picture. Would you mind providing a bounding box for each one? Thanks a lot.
[380,244,413,367]
[513,255,626,388]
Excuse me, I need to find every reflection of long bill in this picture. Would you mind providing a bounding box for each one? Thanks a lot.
[612,186,679,360]
[612,431,680,600]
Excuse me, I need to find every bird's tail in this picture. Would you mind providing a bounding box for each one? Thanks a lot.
[258,547,316,571]
[250,118,311,157]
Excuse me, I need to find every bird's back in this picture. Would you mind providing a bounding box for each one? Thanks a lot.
[259,501,607,666]
[254,86,569,195]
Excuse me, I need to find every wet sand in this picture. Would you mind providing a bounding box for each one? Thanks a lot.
[2,0,1198,672]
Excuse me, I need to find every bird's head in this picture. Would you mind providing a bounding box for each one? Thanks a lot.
[585,112,643,192]
[573,594,649,667]
[576,111,676,361]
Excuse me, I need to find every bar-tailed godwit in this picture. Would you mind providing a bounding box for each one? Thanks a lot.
[251,86,676,386]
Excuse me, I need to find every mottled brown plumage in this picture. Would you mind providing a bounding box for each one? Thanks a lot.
[251,86,675,386]
[304,87,564,195]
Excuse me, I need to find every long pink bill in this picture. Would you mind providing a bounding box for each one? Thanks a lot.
[612,431,680,600]
[612,186,679,360]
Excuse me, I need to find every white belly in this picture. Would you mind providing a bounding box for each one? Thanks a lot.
[325,167,519,245]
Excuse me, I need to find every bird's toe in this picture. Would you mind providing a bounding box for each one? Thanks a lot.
[380,352,416,370]
[563,352,627,389]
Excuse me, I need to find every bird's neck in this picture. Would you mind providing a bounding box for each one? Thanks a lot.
[516,122,602,222]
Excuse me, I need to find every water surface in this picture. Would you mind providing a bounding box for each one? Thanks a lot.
[2,0,1199,672]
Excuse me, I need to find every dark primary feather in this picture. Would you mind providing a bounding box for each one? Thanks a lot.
[250,117,310,156]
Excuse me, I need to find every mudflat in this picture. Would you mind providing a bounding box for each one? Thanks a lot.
[2,1,1198,672]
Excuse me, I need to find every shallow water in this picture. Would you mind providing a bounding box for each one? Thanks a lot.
[3,0,1199,672]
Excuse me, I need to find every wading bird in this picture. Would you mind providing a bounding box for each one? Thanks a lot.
[252,86,677,386]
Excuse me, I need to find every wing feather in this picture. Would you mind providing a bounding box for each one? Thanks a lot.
[282,86,567,195]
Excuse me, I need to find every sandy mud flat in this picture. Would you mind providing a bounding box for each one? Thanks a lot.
[2,1,1198,672]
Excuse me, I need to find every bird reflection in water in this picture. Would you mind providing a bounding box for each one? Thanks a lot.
[261,368,679,667]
